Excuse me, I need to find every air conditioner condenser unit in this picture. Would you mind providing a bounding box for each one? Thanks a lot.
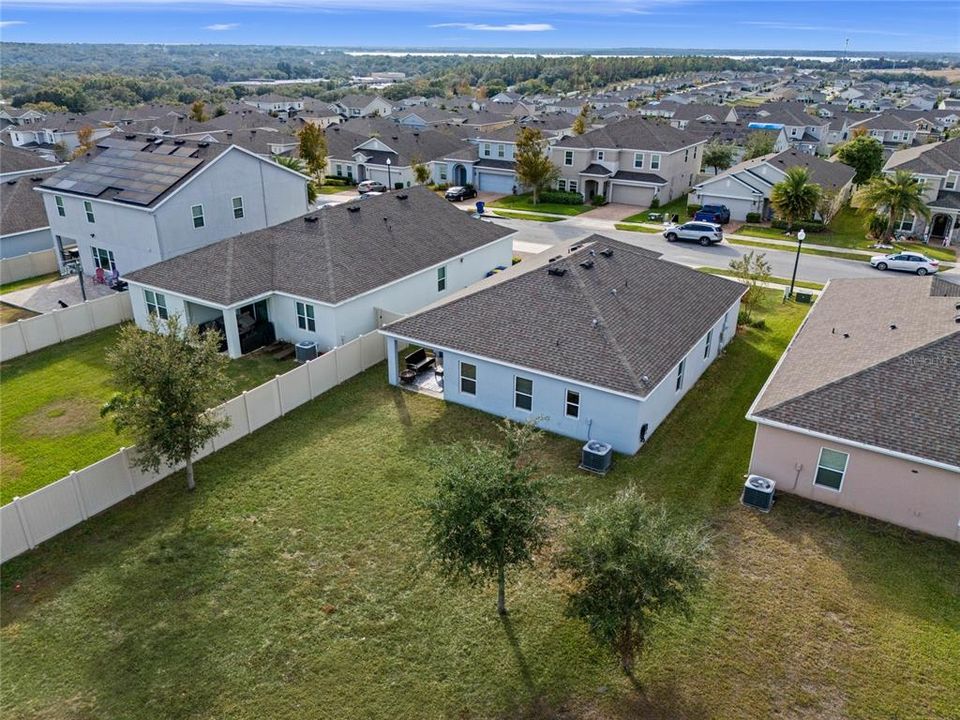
[741,475,776,512]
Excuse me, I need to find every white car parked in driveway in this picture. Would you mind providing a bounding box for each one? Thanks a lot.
[869,252,940,275]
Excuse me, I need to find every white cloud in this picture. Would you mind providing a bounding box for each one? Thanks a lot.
[205,22,239,30]
[430,22,554,32]
[738,21,915,37]
[0,20,27,27]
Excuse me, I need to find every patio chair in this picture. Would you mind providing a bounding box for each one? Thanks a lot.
[94,267,106,284]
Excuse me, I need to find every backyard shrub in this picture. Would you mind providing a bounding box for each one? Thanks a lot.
[539,191,585,205]
[326,177,349,186]
[745,212,762,223]
[650,197,661,209]
[866,213,888,239]
[591,195,606,207]
[771,218,826,233]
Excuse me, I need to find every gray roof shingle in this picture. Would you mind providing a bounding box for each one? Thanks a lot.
[556,116,702,152]
[0,175,51,236]
[384,236,745,397]
[123,186,513,306]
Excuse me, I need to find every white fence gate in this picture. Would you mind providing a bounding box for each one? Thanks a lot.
[0,330,388,563]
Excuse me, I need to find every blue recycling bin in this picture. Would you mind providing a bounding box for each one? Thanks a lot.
[476,201,485,215]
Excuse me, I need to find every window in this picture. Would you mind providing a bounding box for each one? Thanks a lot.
[568,181,577,193]
[684,149,689,162]
[650,154,661,170]
[191,204,205,229]
[55,195,65,217]
[497,144,505,158]
[719,312,729,345]
[232,196,244,220]
[564,150,574,166]
[897,212,915,232]
[440,165,447,180]
[296,301,316,332]
[692,145,697,159]
[675,358,685,392]
[514,376,533,411]
[83,200,95,224]
[459,362,476,395]
[335,164,343,176]
[484,143,491,157]
[91,246,115,272]
[814,448,848,491]
[558,179,566,191]
[347,167,354,179]
[947,174,958,190]
[634,152,644,169]
[597,150,605,161]
[565,389,580,418]
[437,265,447,292]
[704,329,712,359]
[144,289,168,320]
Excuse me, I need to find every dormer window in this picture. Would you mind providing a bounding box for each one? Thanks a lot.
[597,150,604,161]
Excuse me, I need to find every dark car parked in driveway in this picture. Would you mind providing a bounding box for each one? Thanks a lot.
[694,204,730,225]
[445,185,477,202]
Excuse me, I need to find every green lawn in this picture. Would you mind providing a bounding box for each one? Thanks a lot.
[0,272,60,295]
[490,193,592,216]
[695,266,825,291]
[318,184,351,195]
[3,297,958,719]
[621,193,690,224]
[0,303,38,326]
[0,325,296,503]
[492,209,564,222]
[614,222,665,233]
[729,237,873,263]
[738,205,958,263]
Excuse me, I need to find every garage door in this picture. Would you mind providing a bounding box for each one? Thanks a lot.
[476,172,515,194]
[697,194,755,222]
[609,183,655,206]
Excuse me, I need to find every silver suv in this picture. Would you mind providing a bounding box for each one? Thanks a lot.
[663,222,723,246]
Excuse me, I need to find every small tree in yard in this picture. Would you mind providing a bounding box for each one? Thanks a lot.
[514,126,560,205]
[102,314,230,492]
[71,126,96,160]
[298,122,328,184]
[743,130,775,160]
[856,169,931,242]
[189,99,208,123]
[702,141,735,175]
[728,250,772,325]
[556,486,711,675]
[423,420,552,615]
[572,104,590,135]
[836,134,884,186]
[412,157,431,185]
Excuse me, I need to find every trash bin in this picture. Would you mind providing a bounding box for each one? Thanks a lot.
[475,201,485,215]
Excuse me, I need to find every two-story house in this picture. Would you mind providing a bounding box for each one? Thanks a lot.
[335,94,394,119]
[36,135,311,277]
[741,103,830,155]
[122,187,516,358]
[847,113,917,149]
[883,137,960,246]
[242,95,305,116]
[3,113,115,154]
[549,117,706,205]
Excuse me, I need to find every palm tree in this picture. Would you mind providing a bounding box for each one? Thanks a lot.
[275,155,317,204]
[770,166,822,229]
[856,170,931,241]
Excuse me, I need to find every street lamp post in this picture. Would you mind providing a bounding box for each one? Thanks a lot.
[788,228,806,299]
[386,158,392,190]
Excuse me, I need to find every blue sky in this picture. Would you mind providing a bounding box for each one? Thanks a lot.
[1,0,958,51]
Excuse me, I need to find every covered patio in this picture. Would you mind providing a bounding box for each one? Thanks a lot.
[188,298,276,358]
[385,337,444,398]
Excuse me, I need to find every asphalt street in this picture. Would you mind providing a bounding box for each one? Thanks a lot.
[486,215,880,284]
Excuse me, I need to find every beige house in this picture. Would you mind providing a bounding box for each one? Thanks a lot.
[549,117,705,206]
[883,137,960,246]
[746,277,960,541]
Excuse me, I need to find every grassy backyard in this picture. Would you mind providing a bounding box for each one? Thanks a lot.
[0,325,296,503]
[490,192,592,216]
[737,205,958,263]
[2,296,958,719]
[621,193,691,224]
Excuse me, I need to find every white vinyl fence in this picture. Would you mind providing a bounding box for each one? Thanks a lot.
[1,330,388,563]
[0,249,59,285]
[0,292,133,362]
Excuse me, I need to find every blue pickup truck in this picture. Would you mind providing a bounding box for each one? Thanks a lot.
[694,204,731,225]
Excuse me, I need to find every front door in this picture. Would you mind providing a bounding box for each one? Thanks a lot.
[931,214,949,238]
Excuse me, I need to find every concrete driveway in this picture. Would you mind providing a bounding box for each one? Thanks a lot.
[579,203,639,221]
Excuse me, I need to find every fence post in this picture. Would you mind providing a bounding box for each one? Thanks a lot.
[69,471,89,520]
[120,447,137,496]
[12,496,35,550]
[241,390,253,433]
[275,374,285,415]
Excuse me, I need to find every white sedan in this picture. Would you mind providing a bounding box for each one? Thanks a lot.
[870,252,940,275]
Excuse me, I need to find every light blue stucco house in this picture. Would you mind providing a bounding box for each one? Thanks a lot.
[381,236,746,455]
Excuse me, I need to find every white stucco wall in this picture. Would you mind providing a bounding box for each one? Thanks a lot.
[0,227,54,259]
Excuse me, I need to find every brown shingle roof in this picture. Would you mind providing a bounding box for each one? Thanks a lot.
[385,237,745,397]
[751,277,960,467]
